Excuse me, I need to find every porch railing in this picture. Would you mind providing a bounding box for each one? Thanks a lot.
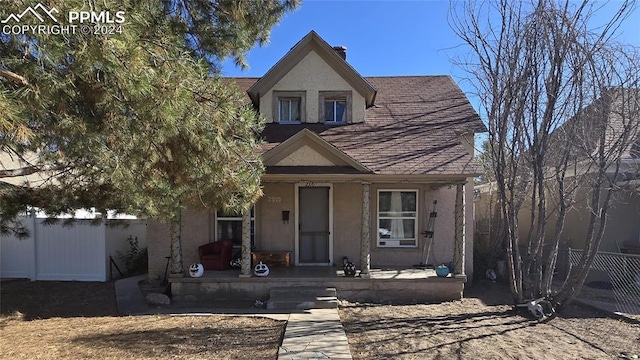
[568,248,640,315]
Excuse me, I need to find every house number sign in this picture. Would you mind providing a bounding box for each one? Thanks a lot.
[267,196,282,203]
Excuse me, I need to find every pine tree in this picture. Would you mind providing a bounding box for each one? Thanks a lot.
[0,0,299,274]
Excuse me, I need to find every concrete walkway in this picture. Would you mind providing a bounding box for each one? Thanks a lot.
[114,276,353,359]
[114,274,148,315]
[279,308,352,359]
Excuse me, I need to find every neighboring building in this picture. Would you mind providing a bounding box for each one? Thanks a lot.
[147,31,486,287]
[474,88,640,277]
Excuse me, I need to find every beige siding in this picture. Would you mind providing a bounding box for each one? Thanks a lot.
[260,50,366,124]
[465,178,475,280]
[275,145,336,166]
[475,183,640,264]
[147,208,211,279]
[541,188,640,252]
[149,182,471,274]
[332,183,362,264]
[256,183,296,252]
[369,184,459,268]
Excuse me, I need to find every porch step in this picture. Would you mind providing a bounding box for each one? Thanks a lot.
[267,287,338,310]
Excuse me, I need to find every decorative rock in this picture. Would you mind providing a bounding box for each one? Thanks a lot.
[146,292,170,306]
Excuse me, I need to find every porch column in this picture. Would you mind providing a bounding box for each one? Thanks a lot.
[453,183,466,280]
[239,209,252,278]
[360,181,371,278]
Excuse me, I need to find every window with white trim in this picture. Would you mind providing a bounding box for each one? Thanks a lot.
[278,98,301,122]
[319,91,351,124]
[216,207,254,248]
[377,190,418,247]
[273,91,305,123]
[324,98,347,123]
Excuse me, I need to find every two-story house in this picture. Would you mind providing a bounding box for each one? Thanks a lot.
[147,31,486,302]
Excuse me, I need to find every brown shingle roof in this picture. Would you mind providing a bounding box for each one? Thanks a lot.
[230,75,486,176]
[552,88,640,162]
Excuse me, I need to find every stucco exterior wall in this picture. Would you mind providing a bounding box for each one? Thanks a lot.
[475,180,640,282]
[465,178,475,280]
[148,181,473,276]
[275,145,335,166]
[260,50,366,124]
[257,182,362,266]
[147,208,211,279]
[256,182,296,252]
[332,183,362,265]
[516,187,640,253]
[147,219,170,279]
[368,184,460,269]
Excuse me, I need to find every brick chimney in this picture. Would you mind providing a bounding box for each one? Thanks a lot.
[333,46,347,60]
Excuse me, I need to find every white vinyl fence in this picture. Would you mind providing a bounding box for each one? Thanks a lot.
[0,217,146,282]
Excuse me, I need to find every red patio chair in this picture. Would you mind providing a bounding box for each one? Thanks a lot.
[198,239,234,270]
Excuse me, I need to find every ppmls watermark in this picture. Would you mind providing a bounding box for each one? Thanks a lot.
[1,3,125,36]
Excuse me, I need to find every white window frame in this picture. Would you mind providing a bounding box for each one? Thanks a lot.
[324,99,347,123]
[278,97,301,123]
[214,207,255,249]
[319,91,351,124]
[377,189,418,248]
[273,91,305,124]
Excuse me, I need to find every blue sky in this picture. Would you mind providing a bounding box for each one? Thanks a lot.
[223,1,469,78]
[223,1,639,78]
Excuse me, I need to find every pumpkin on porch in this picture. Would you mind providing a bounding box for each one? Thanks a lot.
[254,261,270,277]
[435,264,450,277]
[342,256,356,277]
[189,263,204,278]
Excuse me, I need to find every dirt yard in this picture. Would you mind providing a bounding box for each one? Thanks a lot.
[0,280,284,360]
[2,279,639,359]
[340,282,640,360]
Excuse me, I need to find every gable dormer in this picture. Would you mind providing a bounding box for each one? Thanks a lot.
[247,31,377,125]
[263,128,371,172]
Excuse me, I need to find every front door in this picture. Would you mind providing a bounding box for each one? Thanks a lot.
[298,186,331,265]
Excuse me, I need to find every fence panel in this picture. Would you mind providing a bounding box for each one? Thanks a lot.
[1,217,146,282]
[569,249,640,315]
[0,217,35,279]
[35,219,106,281]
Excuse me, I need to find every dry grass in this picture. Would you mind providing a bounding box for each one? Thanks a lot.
[340,282,640,360]
[0,280,285,360]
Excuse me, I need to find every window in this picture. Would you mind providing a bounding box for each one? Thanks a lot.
[216,207,254,249]
[324,98,347,123]
[273,91,305,123]
[279,98,301,122]
[377,190,418,247]
[319,91,351,124]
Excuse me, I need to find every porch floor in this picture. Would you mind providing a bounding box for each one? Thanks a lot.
[171,266,464,303]
[192,266,441,280]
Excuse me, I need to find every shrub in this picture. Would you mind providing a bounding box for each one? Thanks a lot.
[117,235,148,276]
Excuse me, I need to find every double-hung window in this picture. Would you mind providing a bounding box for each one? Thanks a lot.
[319,91,351,124]
[324,98,347,123]
[278,98,301,123]
[377,190,418,247]
[273,91,305,123]
[216,207,255,249]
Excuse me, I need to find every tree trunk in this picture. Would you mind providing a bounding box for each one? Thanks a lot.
[169,209,184,276]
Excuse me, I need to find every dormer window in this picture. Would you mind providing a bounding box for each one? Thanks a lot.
[324,98,346,123]
[320,91,352,124]
[273,91,306,123]
[279,98,300,122]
